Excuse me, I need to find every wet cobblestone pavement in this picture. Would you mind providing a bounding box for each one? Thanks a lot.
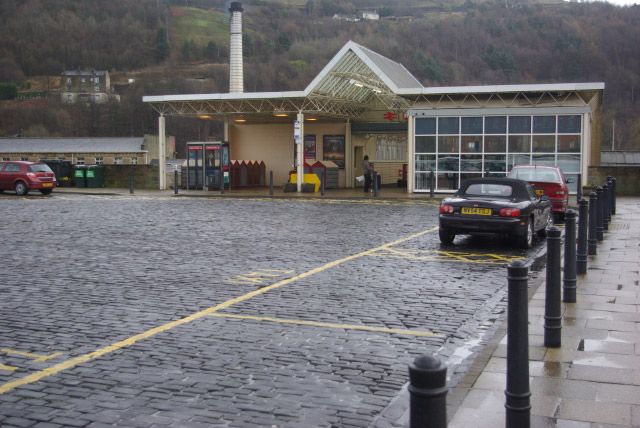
[0,194,543,427]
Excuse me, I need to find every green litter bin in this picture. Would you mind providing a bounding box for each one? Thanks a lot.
[74,166,87,188]
[85,165,105,188]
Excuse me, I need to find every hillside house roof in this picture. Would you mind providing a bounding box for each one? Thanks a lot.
[0,138,146,154]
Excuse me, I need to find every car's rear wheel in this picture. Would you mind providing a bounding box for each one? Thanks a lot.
[14,181,28,196]
[517,217,534,249]
[41,189,52,195]
[537,214,554,237]
[439,227,455,245]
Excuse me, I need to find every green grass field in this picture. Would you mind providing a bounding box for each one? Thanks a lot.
[171,6,229,48]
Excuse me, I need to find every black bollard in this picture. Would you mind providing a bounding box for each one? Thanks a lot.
[563,210,577,303]
[576,174,582,202]
[506,260,531,428]
[544,227,562,347]
[604,183,610,229]
[219,165,224,195]
[610,177,617,215]
[596,186,604,241]
[174,169,178,195]
[429,169,434,198]
[607,182,613,223]
[408,355,447,428]
[577,198,588,275]
[129,163,135,194]
[269,171,274,196]
[588,191,598,255]
[373,171,379,197]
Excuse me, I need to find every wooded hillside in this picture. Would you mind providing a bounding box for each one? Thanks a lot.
[0,0,638,150]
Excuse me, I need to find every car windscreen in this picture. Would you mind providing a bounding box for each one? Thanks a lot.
[510,168,560,183]
[463,183,513,198]
[29,164,53,173]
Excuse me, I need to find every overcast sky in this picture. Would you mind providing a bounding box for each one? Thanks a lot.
[594,0,638,5]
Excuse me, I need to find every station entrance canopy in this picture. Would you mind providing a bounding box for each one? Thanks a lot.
[143,41,418,120]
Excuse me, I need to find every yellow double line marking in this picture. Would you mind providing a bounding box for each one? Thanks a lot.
[210,314,443,337]
[0,226,439,395]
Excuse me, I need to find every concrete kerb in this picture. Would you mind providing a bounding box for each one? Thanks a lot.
[372,240,549,427]
[52,187,446,203]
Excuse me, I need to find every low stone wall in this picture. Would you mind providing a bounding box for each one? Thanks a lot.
[588,166,640,196]
[103,165,159,189]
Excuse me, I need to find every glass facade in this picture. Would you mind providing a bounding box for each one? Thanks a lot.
[414,114,582,192]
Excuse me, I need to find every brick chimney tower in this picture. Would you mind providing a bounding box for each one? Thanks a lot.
[229,2,244,93]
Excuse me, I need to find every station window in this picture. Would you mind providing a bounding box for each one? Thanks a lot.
[95,157,104,165]
[2,157,10,161]
[114,156,123,165]
[131,157,138,165]
[415,117,436,135]
[438,117,459,135]
[21,157,29,161]
[76,157,85,165]
[533,116,556,133]
[485,116,507,134]
[412,113,583,193]
[508,116,531,134]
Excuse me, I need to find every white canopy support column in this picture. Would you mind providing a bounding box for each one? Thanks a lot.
[345,119,353,188]
[296,112,304,192]
[158,114,166,190]
[223,116,229,142]
[407,114,415,193]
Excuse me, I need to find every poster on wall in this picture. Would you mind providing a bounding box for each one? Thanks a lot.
[304,135,316,161]
[323,135,345,168]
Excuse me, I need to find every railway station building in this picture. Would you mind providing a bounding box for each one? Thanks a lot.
[143,40,604,193]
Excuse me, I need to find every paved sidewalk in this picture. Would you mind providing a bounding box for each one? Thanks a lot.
[52,186,440,201]
[449,197,640,427]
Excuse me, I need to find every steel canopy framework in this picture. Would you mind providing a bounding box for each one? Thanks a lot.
[144,42,413,121]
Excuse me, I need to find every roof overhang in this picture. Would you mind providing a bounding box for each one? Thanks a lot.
[142,39,604,122]
[405,82,604,111]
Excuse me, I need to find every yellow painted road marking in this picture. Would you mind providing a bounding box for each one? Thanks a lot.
[228,269,295,285]
[210,313,444,337]
[376,247,524,265]
[0,364,17,372]
[0,348,63,363]
[0,225,439,395]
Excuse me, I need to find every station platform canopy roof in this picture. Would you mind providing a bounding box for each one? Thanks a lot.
[143,40,604,122]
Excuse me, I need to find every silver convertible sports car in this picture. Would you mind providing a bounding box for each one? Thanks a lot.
[438,178,553,248]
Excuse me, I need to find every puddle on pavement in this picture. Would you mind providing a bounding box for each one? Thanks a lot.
[572,354,625,368]
[542,361,564,377]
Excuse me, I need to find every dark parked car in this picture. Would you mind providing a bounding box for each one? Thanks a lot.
[0,161,57,195]
[439,177,552,248]
[507,165,570,221]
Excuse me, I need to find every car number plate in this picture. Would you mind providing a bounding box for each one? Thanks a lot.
[461,207,492,215]
[535,189,544,196]
[42,182,53,187]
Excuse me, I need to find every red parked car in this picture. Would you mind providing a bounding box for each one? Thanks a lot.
[507,165,570,220]
[0,161,57,195]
